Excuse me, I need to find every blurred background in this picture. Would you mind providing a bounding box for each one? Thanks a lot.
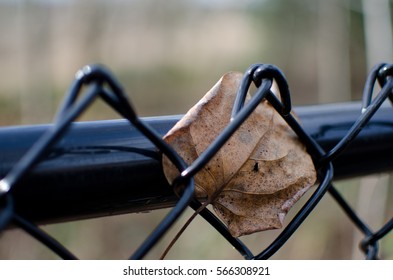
[0,0,392,259]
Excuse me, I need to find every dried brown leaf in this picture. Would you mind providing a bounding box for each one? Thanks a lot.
[162,72,316,237]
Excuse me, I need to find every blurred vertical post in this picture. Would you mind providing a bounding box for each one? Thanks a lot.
[352,0,393,259]
[362,0,393,68]
[317,0,351,103]
[317,0,352,256]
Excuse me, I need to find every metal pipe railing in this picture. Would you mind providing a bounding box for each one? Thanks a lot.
[1,101,392,225]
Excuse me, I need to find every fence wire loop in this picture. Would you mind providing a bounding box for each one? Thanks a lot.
[0,63,392,260]
[231,64,291,119]
[378,64,393,106]
[377,63,393,88]
[362,63,393,111]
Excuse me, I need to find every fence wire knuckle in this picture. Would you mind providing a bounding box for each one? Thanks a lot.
[0,63,392,260]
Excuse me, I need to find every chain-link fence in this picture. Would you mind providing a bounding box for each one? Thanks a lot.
[0,63,392,259]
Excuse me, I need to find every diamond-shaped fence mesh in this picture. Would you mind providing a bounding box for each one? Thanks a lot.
[0,63,392,259]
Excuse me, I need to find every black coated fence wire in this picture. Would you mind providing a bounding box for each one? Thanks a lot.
[0,63,392,260]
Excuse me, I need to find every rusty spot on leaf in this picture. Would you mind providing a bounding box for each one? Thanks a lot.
[162,72,316,237]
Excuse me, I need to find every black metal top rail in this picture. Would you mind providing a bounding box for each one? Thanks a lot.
[0,102,392,225]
